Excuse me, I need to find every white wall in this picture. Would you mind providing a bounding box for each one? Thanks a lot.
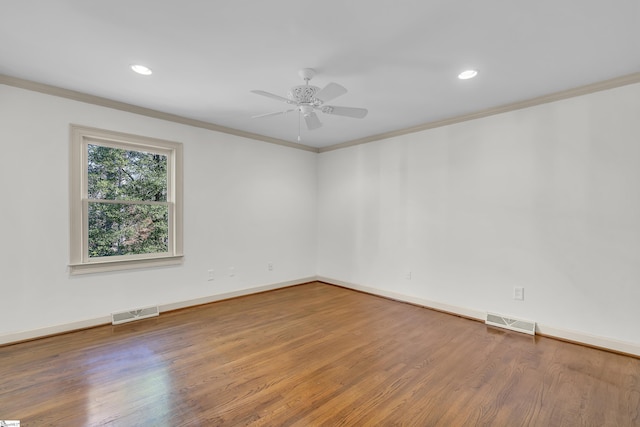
[318,83,640,348]
[0,85,317,340]
[3,80,640,352]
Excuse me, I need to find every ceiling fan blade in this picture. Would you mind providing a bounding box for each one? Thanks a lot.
[314,82,347,103]
[252,109,295,119]
[251,90,293,104]
[304,112,322,130]
[321,105,368,119]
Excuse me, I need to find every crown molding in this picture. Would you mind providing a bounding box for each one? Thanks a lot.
[319,71,640,153]
[4,71,640,155]
[0,74,319,153]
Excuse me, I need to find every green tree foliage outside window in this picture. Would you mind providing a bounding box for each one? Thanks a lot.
[87,144,169,258]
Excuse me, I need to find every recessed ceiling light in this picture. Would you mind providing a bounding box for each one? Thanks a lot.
[131,64,152,76]
[458,69,478,80]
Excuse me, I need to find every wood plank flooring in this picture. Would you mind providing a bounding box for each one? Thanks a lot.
[1,282,638,426]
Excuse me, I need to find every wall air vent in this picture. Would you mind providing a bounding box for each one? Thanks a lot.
[486,312,536,335]
[111,305,159,325]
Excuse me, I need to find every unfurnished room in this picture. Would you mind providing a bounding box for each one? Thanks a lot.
[1,1,639,425]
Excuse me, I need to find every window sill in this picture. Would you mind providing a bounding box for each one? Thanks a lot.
[69,255,184,275]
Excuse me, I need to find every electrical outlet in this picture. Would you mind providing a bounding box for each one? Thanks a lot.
[405,271,412,280]
[268,262,273,271]
[207,269,214,281]
[514,287,524,300]
[229,267,235,277]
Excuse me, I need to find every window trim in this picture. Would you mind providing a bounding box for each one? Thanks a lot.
[69,125,183,275]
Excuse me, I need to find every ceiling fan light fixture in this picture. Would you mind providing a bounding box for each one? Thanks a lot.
[299,105,315,115]
[131,64,153,75]
[458,69,478,80]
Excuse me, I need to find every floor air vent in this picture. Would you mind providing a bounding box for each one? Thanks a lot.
[112,305,159,325]
[486,312,536,335]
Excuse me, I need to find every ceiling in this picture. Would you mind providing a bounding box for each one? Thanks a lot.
[1,1,639,149]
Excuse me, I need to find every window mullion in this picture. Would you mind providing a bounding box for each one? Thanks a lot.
[86,199,170,207]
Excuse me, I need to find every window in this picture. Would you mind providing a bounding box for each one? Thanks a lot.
[70,125,183,274]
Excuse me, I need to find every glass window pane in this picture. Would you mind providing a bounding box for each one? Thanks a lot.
[88,202,169,258]
[87,144,167,202]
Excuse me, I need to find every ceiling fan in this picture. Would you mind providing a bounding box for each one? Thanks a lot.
[251,68,368,140]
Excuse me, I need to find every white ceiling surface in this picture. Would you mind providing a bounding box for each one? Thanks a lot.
[1,1,639,149]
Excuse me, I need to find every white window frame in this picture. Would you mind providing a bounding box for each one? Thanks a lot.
[69,125,183,274]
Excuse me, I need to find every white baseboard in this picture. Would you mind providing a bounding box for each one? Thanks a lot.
[0,316,112,347]
[317,276,486,320]
[317,276,640,358]
[0,277,315,346]
[159,277,316,312]
[4,276,638,358]
[535,324,640,357]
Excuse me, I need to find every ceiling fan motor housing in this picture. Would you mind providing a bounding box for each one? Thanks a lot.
[288,85,321,104]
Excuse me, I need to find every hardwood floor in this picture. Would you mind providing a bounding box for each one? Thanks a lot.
[1,282,638,426]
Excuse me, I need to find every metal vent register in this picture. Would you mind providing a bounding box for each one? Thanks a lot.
[111,305,159,325]
[486,312,536,335]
